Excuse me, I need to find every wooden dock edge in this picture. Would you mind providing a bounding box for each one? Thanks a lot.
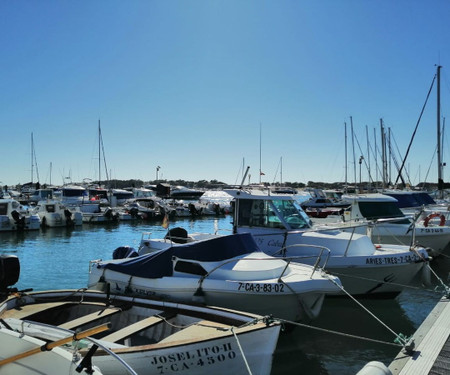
[389,296,450,375]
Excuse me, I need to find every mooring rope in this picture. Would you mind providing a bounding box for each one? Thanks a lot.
[278,319,403,348]
[231,327,253,375]
[324,274,413,349]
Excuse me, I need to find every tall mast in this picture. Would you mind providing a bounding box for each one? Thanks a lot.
[280,157,283,185]
[366,125,371,191]
[344,122,348,192]
[259,123,262,184]
[350,116,357,190]
[374,127,378,189]
[98,119,101,184]
[437,65,443,198]
[380,119,387,188]
[31,133,34,184]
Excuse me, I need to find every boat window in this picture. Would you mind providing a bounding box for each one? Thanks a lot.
[46,205,55,213]
[174,260,207,276]
[63,189,86,197]
[0,203,7,215]
[358,201,410,224]
[272,199,309,229]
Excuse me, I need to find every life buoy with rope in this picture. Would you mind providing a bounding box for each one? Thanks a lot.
[423,213,446,227]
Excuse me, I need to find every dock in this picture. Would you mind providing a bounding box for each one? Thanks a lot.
[389,296,450,374]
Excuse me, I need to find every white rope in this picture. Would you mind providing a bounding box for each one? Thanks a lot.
[278,319,403,348]
[324,274,411,347]
[231,327,253,375]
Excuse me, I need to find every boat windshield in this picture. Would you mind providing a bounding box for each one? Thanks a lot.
[358,201,410,224]
[236,198,310,229]
[272,199,310,229]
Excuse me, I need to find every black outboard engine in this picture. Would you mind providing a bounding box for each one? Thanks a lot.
[64,209,74,226]
[104,207,113,218]
[11,210,25,230]
[164,227,189,244]
[112,246,138,259]
[0,255,20,294]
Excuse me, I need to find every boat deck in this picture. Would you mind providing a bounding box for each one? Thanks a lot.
[389,296,450,374]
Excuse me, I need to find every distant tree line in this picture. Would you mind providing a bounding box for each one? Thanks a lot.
[7,179,441,192]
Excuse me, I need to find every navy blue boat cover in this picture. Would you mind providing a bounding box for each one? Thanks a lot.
[98,233,260,278]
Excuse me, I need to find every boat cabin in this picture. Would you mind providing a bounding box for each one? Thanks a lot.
[226,189,311,230]
[343,194,410,224]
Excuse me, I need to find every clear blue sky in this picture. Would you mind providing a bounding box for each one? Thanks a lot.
[2,1,450,187]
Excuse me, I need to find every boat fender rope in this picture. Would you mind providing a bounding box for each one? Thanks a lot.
[423,213,446,227]
[231,327,253,375]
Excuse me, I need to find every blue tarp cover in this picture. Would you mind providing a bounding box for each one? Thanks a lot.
[99,233,260,278]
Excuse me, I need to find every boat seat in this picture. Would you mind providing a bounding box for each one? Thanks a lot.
[1,302,72,320]
[101,310,177,343]
[58,307,122,330]
[159,320,230,344]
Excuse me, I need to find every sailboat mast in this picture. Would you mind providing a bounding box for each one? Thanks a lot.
[437,65,443,198]
[259,123,262,184]
[280,157,283,185]
[98,119,101,184]
[344,122,348,192]
[31,133,34,184]
[350,116,357,190]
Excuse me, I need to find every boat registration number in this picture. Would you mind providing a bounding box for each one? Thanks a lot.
[419,228,444,233]
[238,282,285,293]
[365,254,420,265]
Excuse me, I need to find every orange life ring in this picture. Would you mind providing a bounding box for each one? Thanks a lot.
[423,213,446,227]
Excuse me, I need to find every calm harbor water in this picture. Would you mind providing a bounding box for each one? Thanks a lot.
[0,215,448,374]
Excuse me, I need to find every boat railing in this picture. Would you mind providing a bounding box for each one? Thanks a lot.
[272,243,332,277]
[192,249,331,292]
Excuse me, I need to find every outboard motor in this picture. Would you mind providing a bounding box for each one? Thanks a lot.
[10,210,25,230]
[0,255,20,293]
[164,227,189,244]
[104,207,113,218]
[64,209,74,226]
[188,203,200,216]
[112,246,138,259]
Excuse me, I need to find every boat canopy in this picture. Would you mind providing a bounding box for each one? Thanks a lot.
[98,233,260,278]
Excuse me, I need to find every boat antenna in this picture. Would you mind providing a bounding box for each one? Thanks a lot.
[239,166,250,189]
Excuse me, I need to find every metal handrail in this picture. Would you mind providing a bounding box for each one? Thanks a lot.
[186,246,332,296]
[271,243,332,278]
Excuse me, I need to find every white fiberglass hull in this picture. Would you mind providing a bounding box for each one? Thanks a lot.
[96,324,279,375]
[0,215,40,232]
[370,224,450,255]
[235,228,429,296]
[89,264,340,322]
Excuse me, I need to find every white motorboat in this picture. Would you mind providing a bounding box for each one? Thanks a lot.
[81,206,120,224]
[55,185,89,206]
[32,199,82,227]
[0,198,40,232]
[337,193,450,256]
[222,188,431,297]
[383,190,450,226]
[27,188,54,204]
[123,197,175,220]
[89,233,342,322]
[0,255,281,375]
